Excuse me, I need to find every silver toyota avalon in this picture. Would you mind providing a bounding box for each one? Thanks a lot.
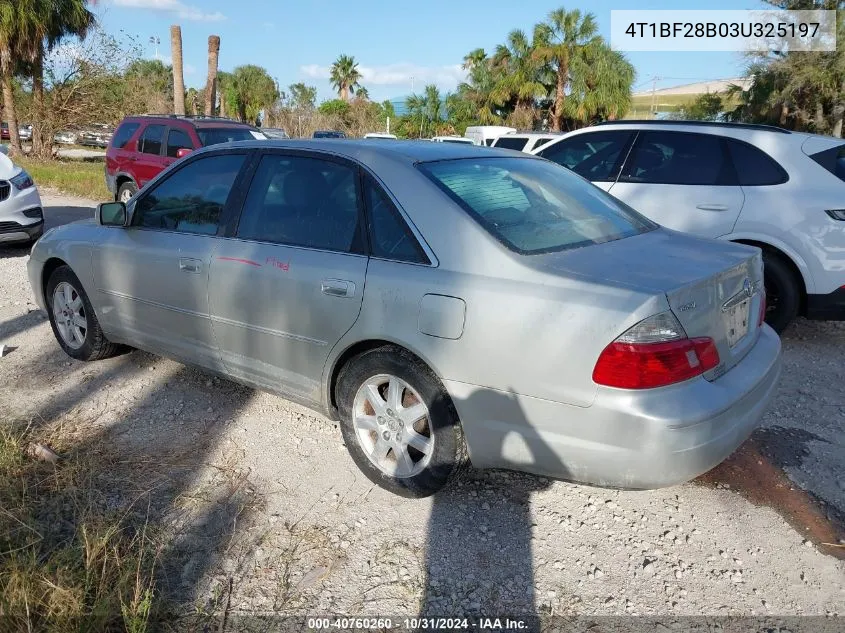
[27,140,781,497]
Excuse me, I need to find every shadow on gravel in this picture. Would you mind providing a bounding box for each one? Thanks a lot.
[697,427,845,560]
[43,204,94,231]
[0,310,46,341]
[421,390,567,629]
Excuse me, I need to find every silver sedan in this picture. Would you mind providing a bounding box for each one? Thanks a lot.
[27,140,781,497]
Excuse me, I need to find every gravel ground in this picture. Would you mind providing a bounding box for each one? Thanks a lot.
[1,194,843,623]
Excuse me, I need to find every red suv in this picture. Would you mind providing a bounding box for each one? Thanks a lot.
[105,115,264,202]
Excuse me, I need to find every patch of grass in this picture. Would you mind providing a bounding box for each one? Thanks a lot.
[0,423,161,632]
[16,157,110,201]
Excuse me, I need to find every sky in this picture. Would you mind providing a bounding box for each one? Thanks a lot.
[95,0,772,103]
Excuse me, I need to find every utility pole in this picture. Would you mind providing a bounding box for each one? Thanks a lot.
[650,76,662,119]
[149,36,160,60]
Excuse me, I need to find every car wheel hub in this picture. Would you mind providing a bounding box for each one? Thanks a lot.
[52,281,87,350]
[352,374,434,479]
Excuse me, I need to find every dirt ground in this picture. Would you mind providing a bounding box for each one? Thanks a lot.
[1,193,843,625]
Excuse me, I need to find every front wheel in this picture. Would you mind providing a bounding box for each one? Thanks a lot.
[762,252,800,334]
[46,265,122,361]
[336,346,465,498]
[116,180,137,203]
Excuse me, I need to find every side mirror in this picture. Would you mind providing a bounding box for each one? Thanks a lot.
[98,201,127,227]
[176,147,192,158]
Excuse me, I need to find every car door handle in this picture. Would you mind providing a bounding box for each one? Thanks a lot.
[696,203,729,211]
[321,279,355,298]
[179,258,202,273]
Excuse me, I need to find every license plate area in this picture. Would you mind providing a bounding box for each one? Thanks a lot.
[725,298,750,348]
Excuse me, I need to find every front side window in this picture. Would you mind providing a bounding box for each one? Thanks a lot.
[112,122,140,149]
[196,127,256,146]
[133,154,246,234]
[620,131,731,186]
[166,128,194,158]
[236,155,363,253]
[420,157,656,255]
[364,177,429,264]
[539,131,632,182]
[494,137,529,151]
[138,124,165,155]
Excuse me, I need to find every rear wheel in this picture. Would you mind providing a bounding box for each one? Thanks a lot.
[46,266,122,361]
[116,180,137,203]
[336,346,465,497]
[762,252,800,334]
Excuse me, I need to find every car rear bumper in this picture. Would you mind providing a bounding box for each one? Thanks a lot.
[806,287,845,321]
[447,325,781,489]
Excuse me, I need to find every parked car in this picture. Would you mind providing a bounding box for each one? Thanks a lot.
[78,123,114,148]
[491,132,562,153]
[533,120,845,332]
[431,136,475,144]
[313,130,346,139]
[54,129,79,145]
[363,133,397,139]
[18,124,32,141]
[464,125,516,146]
[1,122,9,141]
[105,114,266,202]
[29,139,780,497]
[261,127,290,139]
[0,151,43,245]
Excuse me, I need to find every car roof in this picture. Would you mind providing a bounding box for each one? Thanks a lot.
[124,115,252,128]
[204,138,529,164]
[499,132,563,139]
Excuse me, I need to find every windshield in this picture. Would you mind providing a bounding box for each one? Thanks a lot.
[196,128,256,146]
[420,157,656,255]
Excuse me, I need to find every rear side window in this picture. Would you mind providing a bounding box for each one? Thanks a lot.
[620,131,731,186]
[133,154,246,234]
[166,128,194,158]
[539,131,632,182]
[810,144,845,182]
[726,139,788,185]
[494,136,529,151]
[236,155,363,253]
[138,124,165,155]
[111,122,140,149]
[197,127,256,146]
[420,157,655,255]
[364,177,429,264]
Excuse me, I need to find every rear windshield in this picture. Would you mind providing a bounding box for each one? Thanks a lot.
[810,144,845,182]
[196,127,256,146]
[419,157,656,255]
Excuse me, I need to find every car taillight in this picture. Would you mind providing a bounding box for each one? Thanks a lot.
[593,312,720,389]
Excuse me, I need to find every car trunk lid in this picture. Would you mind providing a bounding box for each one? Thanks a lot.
[526,228,765,379]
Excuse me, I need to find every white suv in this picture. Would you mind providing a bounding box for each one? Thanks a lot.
[533,121,845,332]
[0,151,43,245]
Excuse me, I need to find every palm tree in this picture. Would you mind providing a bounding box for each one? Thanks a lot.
[566,42,635,127]
[329,54,361,101]
[205,34,220,116]
[7,0,94,157]
[170,24,185,115]
[490,29,546,124]
[533,8,601,131]
[457,48,501,124]
[354,85,370,101]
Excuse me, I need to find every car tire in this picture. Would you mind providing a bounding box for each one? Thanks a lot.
[116,180,137,203]
[762,251,800,334]
[336,346,466,498]
[46,265,122,361]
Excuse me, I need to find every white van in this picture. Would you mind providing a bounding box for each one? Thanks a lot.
[363,133,397,139]
[431,136,475,144]
[463,125,516,146]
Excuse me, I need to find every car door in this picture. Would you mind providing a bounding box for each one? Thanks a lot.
[536,130,634,192]
[208,150,368,404]
[608,130,745,237]
[134,124,168,187]
[163,126,196,170]
[91,151,250,370]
